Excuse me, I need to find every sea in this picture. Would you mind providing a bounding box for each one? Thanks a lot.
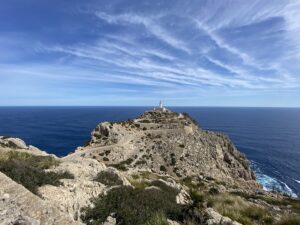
[0,106,299,198]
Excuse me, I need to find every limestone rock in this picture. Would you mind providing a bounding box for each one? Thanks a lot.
[167,219,181,225]
[205,208,242,225]
[39,158,107,221]
[0,136,28,149]
[0,136,50,156]
[0,172,83,225]
[103,216,117,225]
[77,108,256,185]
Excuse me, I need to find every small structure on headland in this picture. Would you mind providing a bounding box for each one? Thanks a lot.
[155,100,168,112]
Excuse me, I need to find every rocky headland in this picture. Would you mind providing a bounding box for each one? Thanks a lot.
[0,108,299,225]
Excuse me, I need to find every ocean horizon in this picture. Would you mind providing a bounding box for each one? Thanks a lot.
[0,106,299,198]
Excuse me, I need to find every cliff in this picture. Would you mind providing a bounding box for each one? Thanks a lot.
[0,108,299,225]
[73,108,255,183]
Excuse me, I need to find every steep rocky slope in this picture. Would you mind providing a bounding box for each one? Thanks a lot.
[72,108,256,184]
[0,108,299,225]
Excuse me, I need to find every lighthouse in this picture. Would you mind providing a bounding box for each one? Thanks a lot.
[159,100,163,109]
[156,100,167,112]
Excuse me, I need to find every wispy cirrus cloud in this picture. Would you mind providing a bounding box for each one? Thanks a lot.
[0,0,300,106]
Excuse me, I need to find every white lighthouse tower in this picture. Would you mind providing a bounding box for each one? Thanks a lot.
[156,100,167,112]
[159,100,163,109]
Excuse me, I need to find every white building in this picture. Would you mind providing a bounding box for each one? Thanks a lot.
[155,101,167,112]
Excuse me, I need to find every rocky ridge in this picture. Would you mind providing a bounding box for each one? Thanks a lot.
[74,108,256,183]
[0,108,299,225]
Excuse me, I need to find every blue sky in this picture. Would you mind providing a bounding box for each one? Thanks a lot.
[1,0,300,106]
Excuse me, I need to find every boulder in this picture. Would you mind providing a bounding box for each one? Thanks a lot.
[205,208,242,225]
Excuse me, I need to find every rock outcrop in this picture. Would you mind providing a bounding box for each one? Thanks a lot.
[205,208,242,225]
[0,172,83,225]
[74,108,256,184]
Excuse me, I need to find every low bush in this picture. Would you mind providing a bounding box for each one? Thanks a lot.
[208,187,219,195]
[189,190,204,207]
[104,150,111,156]
[0,154,74,195]
[94,170,123,186]
[139,119,151,123]
[143,213,169,225]
[103,157,109,161]
[108,158,133,171]
[160,165,167,172]
[81,183,182,225]
[135,159,147,166]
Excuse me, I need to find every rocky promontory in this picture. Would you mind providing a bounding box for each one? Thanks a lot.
[0,108,299,225]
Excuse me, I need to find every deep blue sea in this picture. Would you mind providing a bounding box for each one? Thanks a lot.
[0,107,299,198]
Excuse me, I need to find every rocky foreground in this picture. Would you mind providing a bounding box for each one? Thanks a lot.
[0,108,299,225]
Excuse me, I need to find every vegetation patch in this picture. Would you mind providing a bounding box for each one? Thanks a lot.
[108,158,134,171]
[231,191,300,214]
[104,150,111,156]
[139,119,151,123]
[81,181,182,225]
[276,214,300,225]
[103,157,109,161]
[0,151,74,195]
[207,193,273,225]
[170,153,176,166]
[94,170,123,186]
[160,165,167,172]
[135,159,147,166]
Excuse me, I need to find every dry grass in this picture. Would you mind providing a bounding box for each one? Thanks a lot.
[207,193,273,225]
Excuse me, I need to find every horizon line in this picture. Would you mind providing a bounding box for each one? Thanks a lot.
[0,105,300,109]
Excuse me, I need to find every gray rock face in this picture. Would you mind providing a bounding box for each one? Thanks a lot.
[205,208,242,225]
[0,172,83,225]
[80,108,256,183]
[0,136,29,149]
[0,136,50,156]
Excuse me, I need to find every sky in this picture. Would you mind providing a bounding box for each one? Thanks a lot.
[0,0,300,107]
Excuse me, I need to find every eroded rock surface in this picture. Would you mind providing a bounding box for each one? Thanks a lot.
[0,172,83,225]
[75,109,256,184]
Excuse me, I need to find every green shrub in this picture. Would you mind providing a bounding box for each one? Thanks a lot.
[0,159,73,195]
[190,190,204,207]
[135,159,147,165]
[170,153,176,166]
[140,120,151,123]
[105,150,111,156]
[160,165,167,172]
[94,170,123,186]
[143,213,169,225]
[208,187,219,195]
[81,184,182,225]
[108,158,134,171]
